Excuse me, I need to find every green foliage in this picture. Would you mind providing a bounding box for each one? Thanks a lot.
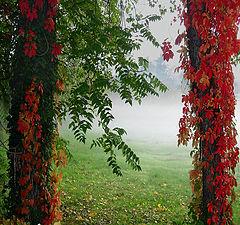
[56,136,72,161]
[0,101,9,217]
[58,0,167,175]
[0,150,8,217]
[0,125,8,218]
[91,127,141,176]
[0,0,18,104]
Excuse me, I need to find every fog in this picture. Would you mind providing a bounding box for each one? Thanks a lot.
[109,90,183,147]
[108,89,240,149]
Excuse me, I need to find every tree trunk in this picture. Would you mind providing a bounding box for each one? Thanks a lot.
[7,1,57,224]
[186,1,222,223]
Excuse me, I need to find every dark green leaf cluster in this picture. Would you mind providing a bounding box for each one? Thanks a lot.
[0,0,18,105]
[57,0,168,175]
[91,127,141,176]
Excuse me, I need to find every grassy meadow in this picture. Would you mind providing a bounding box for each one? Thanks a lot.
[57,129,238,225]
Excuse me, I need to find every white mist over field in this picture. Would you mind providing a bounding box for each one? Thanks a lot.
[108,84,240,149]
[109,91,183,147]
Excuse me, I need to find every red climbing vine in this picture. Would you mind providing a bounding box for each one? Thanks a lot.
[177,0,240,224]
[10,0,66,224]
[18,0,61,60]
[17,78,66,224]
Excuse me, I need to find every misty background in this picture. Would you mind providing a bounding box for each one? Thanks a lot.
[106,0,240,151]
[62,1,240,155]
[108,55,240,152]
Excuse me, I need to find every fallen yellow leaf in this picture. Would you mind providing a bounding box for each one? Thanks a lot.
[77,216,84,221]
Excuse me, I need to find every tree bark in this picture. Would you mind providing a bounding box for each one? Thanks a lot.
[7,1,57,224]
[186,0,222,223]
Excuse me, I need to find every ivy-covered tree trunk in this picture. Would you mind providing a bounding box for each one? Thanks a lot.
[186,2,221,223]
[7,1,60,224]
[179,0,240,224]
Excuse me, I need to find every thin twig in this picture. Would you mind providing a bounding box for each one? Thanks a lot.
[0,139,8,151]
[0,118,8,132]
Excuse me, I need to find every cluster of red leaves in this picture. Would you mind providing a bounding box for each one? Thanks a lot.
[51,43,62,61]
[17,79,44,216]
[178,0,240,224]
[23,30,37,58]
[17,79,66,224]
[18,0,61,59]
[16,0,65,223]
[161,40,174,62]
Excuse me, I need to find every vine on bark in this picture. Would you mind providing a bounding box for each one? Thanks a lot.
[18,0,61,59]
[8,0,66,224]
[178,0,240,224]
[16,78,66,224]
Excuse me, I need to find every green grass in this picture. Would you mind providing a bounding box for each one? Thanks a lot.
[60,130,193,224]
[60,130,240,224]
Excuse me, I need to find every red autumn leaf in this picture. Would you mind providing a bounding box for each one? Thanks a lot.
[36,129,42,139]
[38,85,43,95]
[209,184,212,191]
[203,161,209,169]
[21,189,29,198]
[26,8,38,22]
[47,7,57,18]
[44,18,55,33]
[175,33,185,45]
[199,74,210,87]
[27,184,32,191]
[18,177,26,186]
[206,175,211,182]
[19,0,29,14]
[205,110,213,120]
[20,103,27,112]
[48,0,58,7]
[19,27,25,37]
[35,0,43,9]
[161,41,174,62]
[35,114,40,121]
[51,43,62,58]
[25,92,36,105]
[28,30,36,40]
[56,78,64,91]
[17,119,30,134]
[33,102,39,113]
[21,207,30,215]
[24,42,37,58]
[207,202,213,213]
[25,152,33,163]
[29,199,34,207]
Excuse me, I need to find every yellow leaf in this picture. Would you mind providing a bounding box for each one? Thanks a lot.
[89,212,97,217]
[77,216,84,221]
